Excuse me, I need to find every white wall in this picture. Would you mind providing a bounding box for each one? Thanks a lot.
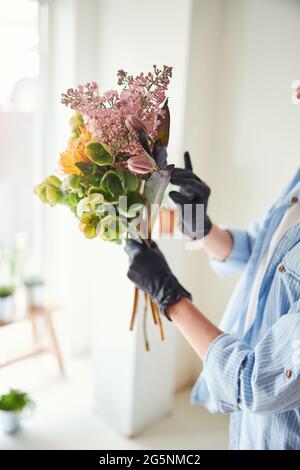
[43,0,300,392]
[183,0,300,379]
[0,112,35,244]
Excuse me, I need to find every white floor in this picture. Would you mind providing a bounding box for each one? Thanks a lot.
[0,355,229,450]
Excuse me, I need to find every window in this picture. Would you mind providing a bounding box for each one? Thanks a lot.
[0,0,40,282]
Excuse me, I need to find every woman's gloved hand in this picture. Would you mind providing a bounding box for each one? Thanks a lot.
[169,151,212,239]
[125,239,192,320]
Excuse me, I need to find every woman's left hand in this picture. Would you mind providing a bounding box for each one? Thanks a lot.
[124,239,192,319]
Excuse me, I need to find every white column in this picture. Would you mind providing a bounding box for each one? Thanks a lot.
[91,242,178,436]
[91,0,193,435]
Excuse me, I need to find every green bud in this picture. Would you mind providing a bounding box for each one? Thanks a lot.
[71,129,81,140]
[69,112,84,131]
[46,186,60,206]
[79,212,100,239]
[83,224,97,239]
[80,212,92,225]
[44,175,62,189]
[35,183,48,203]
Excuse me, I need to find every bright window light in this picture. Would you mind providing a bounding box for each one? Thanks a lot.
[0,0,39,111]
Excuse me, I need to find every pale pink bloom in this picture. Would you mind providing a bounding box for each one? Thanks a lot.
[291,80,300,104]
[127,155,156,174]
[125,115,148,134]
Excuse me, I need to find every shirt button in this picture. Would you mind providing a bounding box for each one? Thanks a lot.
[278,264,286,273]
[291,196,299,204]
[285,369,292,379]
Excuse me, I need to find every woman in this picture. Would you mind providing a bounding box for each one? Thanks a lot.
[125,150,300,450]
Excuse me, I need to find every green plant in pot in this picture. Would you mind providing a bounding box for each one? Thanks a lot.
[0,285,14,323]
[0,389,35,435]
[25,277,45,308]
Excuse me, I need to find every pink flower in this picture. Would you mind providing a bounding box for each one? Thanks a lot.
[125,115,148,134]
[127,155,156,174]
[61,66,172,156]
[291,80,300,104]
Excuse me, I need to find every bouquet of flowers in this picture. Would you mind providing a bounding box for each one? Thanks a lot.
[35,65,173,349]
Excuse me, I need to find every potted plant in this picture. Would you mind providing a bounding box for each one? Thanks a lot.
[0,285,14,323]
[0,389,35,434]
[25,277,45,308]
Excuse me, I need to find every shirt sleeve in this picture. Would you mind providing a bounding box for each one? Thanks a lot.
[209,220,264,278]
[203,308,300,415]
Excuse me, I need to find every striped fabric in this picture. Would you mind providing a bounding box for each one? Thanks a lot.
[192,169,300,449]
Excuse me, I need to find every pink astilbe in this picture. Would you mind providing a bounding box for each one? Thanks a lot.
[61,65,172,156]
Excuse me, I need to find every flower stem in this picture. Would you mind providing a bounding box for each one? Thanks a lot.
[143,292,150,351]
[154,301,165,341]
[129,286,139,331]
[149,298,157,325]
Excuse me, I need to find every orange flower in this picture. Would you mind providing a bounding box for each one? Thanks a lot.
[59,126,92,175]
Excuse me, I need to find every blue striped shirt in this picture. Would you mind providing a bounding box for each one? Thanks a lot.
[192,168,300,450]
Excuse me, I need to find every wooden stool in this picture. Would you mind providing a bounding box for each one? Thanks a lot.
[0,306,64,375]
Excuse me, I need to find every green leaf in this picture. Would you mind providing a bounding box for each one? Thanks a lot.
[68,175,82,191]
[101,171,124,199]
[83,174,104,193]
[65,192,80,214]
[75,162,93,176]
[100,175,108,192]
[76,193,104,217]
[85,141,114,166]
[77,187,84,198]
[118,192,145,218]
[99,189,116,203]
[156,99,170,147]
[123,169,138,192]
[92,163,105,177]
[68,192,80,206]
[103,167,125,187]
[88,193,104,206]
[98,216,126,241]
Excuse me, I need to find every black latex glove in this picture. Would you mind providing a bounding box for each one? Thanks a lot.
[169,152,212,239]
[125,239,192,320]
